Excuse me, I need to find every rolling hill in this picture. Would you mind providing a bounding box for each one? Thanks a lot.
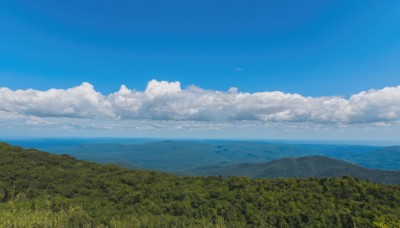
[180,156,400,184]
[1,142,400,227]
[11,139,400,171]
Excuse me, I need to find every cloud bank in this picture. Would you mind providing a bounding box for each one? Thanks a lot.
[1,80,400,125]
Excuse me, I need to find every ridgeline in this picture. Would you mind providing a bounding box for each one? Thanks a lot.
[181,156,400,184]
[0,143,399,227]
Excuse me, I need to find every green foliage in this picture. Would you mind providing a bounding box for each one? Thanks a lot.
[1,142,400,227]
[0,203,93,227]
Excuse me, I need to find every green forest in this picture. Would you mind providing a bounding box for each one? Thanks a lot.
[1,142,400,227]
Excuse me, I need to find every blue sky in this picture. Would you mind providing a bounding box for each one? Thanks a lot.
[1,0,400,141]
[1,0,399,95]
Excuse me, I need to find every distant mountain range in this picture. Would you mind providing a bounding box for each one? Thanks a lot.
[2,142,400,226]
[179,156,400,184]
[5,139,400,172]
[2,140,400,184]
[345,146,400,170]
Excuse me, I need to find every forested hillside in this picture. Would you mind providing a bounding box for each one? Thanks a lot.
[1,142,400,227]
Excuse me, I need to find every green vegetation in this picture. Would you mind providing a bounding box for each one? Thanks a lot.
[182,156,400,184]
[1,142,400,227]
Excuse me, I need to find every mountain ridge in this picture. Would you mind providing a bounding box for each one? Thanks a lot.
[180,155,400,184]
[1,142,400,227]
[11,139,399,171]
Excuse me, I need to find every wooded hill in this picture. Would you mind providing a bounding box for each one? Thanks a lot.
[1,142,399,227]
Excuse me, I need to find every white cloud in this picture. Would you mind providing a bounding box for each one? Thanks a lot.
[0,82,115,118]
[1,80,400,125]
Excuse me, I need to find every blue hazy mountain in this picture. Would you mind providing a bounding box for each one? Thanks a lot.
[178,156,400,184]
[5,139,400,171]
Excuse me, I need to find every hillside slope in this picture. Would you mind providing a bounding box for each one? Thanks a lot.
[1,142,400,227]
[181,156,400,184]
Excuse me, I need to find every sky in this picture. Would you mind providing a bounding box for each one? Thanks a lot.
[0,0,400,142]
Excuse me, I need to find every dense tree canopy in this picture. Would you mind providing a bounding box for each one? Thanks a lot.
[0,143,399,227]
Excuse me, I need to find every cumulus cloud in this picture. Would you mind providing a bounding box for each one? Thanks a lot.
[1,79,400,125]
[0,82,115,118]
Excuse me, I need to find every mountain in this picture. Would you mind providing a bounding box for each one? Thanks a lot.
[11,139,396,171]
[1,142,400,227]
[181,156,400,184]
[347,146,400,170]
